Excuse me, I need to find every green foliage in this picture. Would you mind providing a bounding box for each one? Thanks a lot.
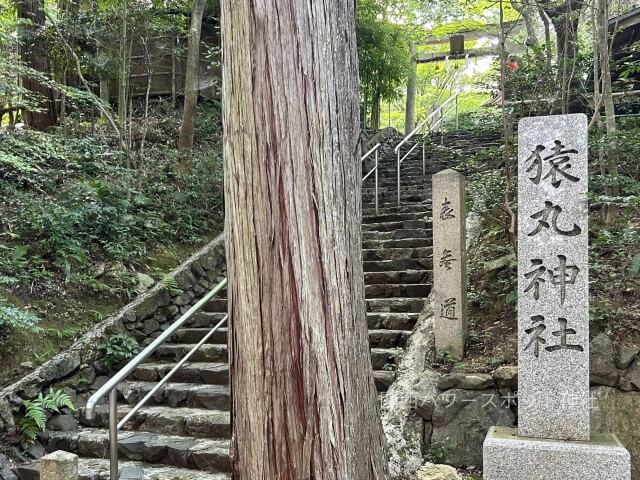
[0,300,41,333]
[630,255,640,276]
[425,439,454,464]
[97,334,140,370]
[19,388,76,446]
[161,275,183,296]
[0,102,223,291]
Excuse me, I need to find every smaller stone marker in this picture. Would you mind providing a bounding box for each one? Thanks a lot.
[483,114,630,480]
[432,169,467,358]
[41,450,78,480]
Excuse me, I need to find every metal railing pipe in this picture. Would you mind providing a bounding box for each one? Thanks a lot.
[84,277,228,421]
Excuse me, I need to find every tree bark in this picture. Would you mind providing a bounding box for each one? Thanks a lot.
[371,88,381,130]
[178,0,206,157]
[17,0,57,130]
[512,0,540,46]
[596,0,620,222]
[221,1,388,479]
[405,46,417,135]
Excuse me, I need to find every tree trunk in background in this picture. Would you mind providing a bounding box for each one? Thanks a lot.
[371,89,381,130]
[221,1,388,479]
[596,0,620,222]
[405,46,417,135]
[178,0,206,158]
[512,1,540,46]
[544,0,583,113]
[17,0,57,130]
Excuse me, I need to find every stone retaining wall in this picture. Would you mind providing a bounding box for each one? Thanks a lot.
[413,333,640,478]
[0,234,226,440]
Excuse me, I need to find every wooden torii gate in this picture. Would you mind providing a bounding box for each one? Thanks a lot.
[403,20,524,134]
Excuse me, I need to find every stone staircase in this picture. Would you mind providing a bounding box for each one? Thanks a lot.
[17,129,500,479]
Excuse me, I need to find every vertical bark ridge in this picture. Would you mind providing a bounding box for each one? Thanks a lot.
[223,0,387,478]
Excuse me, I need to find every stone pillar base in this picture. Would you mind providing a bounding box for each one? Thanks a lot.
[483,426,631,480]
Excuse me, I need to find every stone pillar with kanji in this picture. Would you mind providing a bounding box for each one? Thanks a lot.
[432,169,467,359]
[483,114,630,480]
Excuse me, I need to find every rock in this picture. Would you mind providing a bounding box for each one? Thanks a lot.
[0,398,15,430]
[142,318,160,335]
[431,389,516,467]
[47,415,78,432]
[483,254,515,273]
[591,386,640,477]
[40,450,78,480]
[437,373,494,391]
[90,263,106,278]
[0,454,17,480]
[39,353,81,383]
[25,442,44,460]
[19,362,34,370]
[590,334,619,387]
[617,345,640,370]
[492,366,518,388]
[134,273,155,294]
[625,360,640,390]
[415,463,461,480]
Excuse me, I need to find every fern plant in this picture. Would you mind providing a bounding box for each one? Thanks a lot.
[161,274,183,296]
[0,298,42,333]
[19,388,76,446]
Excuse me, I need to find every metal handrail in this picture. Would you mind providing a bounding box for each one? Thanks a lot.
[361,143,381,215]
[85,277,229,479]
[394,93,460,205]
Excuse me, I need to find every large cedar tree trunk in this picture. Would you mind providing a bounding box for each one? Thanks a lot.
[17,0,57,130]
[178,0,206,156]
[221,1,388,479]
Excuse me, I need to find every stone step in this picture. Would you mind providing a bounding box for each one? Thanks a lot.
[168,327,411,349]
[363,258,431,272]
[117,381,230,410]
[363,199,432,210]
[367,312,420,330]
[152,344,227,363]
[373,370,396,392]
[172,328,228,345]
[132,362,229,385]
[362,203,433,216]
[365,283,431,298]
[46,429,231,473]
[362,246,433,262]
[16,458,232,480]
[80,405,231,439]
[185,312,228,328]
[362,193,426,204]
[362,211,431,224]
[368,329,410,348]
[203,299,228,313]
[361,219,429,232]
[364,270,431,285]
[370,348,402,370]
[366,297,426,313]
[362,229,431,241]
[362,237,432,250]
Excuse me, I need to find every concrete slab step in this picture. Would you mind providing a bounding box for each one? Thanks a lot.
[46,428,230,472]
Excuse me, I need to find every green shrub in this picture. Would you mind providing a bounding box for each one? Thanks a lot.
[19,388,76,446]
[0,298,41,333]
[97,334,140,370]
